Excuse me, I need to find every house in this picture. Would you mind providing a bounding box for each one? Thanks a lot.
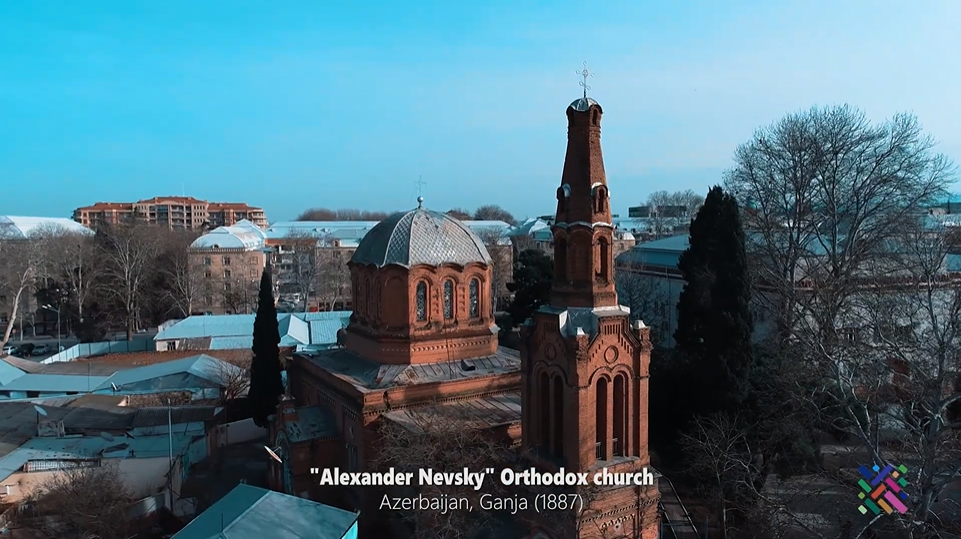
[0,354,244,402]
[173,484,359,539]
[154,312,351,352]
[0,400,219,503]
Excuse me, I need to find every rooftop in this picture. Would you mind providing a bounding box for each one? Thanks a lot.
[0,216,92,239]
[190,220,268,250]
[283,405,339,443]
[300,346,520,392]
[350,206,493,268]
[156,312,350,349]
[173,484,359,539]
[384,392,521,431]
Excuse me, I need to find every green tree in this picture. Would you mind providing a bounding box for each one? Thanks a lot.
[505,249,553,328]
[249,264,283,427]
[674,186,753,416]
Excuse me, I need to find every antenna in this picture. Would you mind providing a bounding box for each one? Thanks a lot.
[33,405,47,417]
[111,382,120,392]
[100,432,115,442]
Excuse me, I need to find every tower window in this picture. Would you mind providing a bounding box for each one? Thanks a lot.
[443,280,454,319]
[416,282,427,321]
[555,238,568,282]
[469,279,479,317]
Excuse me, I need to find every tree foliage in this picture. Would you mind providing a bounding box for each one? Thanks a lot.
[250,265,283,427]
[506,249,553,328]
[296,207,393,221]
[473,204,517,225]
[674,186,753,416]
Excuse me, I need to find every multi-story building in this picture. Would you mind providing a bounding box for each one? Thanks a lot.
[187,220,269,315]
[73,197,268,230]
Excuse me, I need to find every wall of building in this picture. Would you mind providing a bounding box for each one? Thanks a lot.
[2,457,171,503]
[187,248,266,315]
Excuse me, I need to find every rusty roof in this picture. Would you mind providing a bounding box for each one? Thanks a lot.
[299,347,519,392]
[383,392,522,431]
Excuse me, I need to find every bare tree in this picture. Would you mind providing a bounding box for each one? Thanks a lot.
[613,268,671,346]
[473,204,517,225]
[446,208,472,220]
[96,223,162,340]
[279,230,319,311]
[0,228,43,347]
[643,190,703,237]
[13,462,134,539]
[475,228,512,311]
[203,355,251,402]
[723,105,958,536]
[314,237,351,311]
[34,227,97,327]
[723,105,953,337]
[161,240,206,318]
[296,208,393,221]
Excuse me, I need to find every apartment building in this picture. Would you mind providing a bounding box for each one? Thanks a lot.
[188,220,269,315]
[73,197,268,230]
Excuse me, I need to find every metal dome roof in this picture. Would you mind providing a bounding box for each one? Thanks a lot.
[569,97,600,112]
[350,207,492,268]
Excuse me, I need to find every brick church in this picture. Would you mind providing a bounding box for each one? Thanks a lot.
[268,91,660,539]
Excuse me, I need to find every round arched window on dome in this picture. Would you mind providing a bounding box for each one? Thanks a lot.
[415,282,428,321]
[443,280,454,319]
[469,279,479,317]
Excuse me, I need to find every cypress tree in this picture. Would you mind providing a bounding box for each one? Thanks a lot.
[674,185,753,416]
[250,263,283,427]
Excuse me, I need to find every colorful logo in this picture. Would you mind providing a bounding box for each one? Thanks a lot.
[857,463,908,515]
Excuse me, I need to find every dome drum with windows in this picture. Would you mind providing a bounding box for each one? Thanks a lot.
[344,200,499,365]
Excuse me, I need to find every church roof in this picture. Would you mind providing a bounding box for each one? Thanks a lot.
[569,97,599,112]
[349,206,492,268]
[298,347,520,392]
[384,392,521,431]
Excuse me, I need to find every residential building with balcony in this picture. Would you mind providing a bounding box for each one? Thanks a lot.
[73,197,268,230]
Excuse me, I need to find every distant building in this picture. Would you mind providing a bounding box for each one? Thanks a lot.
[72,196,268,230]
[154,311,351,352]
[510,216,636,259]
[188,220,269,315]
[173,484,359,539]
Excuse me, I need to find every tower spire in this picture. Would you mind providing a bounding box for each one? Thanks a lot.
[550,82,617,309]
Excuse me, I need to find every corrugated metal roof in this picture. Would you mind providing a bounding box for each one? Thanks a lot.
[308,317,348,346]
[190,221,267,250]
[0,374,110,392]
[97,354,239,391]
[385,392,521,431]
[284,405,338,443]
[209,336,253,350]
[301,346,520,392]
[156,312,350,345]
[278,315,310,346]
[172,484,359,539]
[0,358,28,385]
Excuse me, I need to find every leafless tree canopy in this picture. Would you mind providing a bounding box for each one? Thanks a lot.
[720,105,960,536]
[0,230,43,347]
[613,269,670,346]
[446,208,472,220]
[642,189,704,237]
[96,223,163,340]
[296,208,393,221]
[12,462,134,539]
[473,205,517,225]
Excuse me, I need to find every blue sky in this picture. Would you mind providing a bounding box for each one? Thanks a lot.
[1,1,958,222]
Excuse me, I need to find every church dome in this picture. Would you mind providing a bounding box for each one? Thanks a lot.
[350,204,492,268]
[569,97,600,112]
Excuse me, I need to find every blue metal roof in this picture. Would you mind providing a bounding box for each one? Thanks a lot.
[0,359,26,385]
[96,354,239,391]
[173,484,359,539]
[156,312,352,348]
[278,315,310,347]
[208,336,253,350]
[0,374,110,393]
[309,316,349,345]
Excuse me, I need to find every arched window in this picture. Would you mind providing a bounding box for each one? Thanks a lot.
[443,280,454,319]
[415,282,427,321]
[597,237,611,282]
[469,279,480,317]
[595,377,608,461]
[613,374,627,457]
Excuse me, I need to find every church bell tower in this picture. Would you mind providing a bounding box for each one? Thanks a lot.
[519,64,660,539]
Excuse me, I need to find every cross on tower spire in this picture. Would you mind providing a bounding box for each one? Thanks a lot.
[415,176,426,208]
[578,61,593,98]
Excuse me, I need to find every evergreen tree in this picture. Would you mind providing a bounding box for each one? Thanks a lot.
[506,249,554,328]
[250,263,283,427]
[674,186,753,416]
